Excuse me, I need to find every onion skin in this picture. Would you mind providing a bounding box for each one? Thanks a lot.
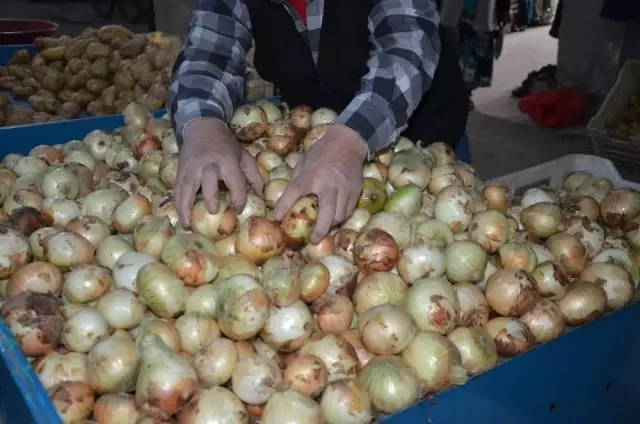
[298,333,360,382]
[283,354,329,398]
[556,281,607,326]
[358,355,420,415]
[447,326,498,375]
[8,261,63,297]
[311,293,354,335]
[353,228,399,274]
[358,303,417,355]
[93,393,144,424]
[545,233,587,277]
[519,299,565,343]
[190,200,238,242]
[8,206,45,236]
[455,282,490,327]
[530,260,569,300]
[282,196,318,247]
[0,225,32,278]
[578,262,634,311]
[320,378,373,424]
[49,381,95,423]
[485,268,540,317]
[298,261,330,302]
[235,217,285,265]
[485,317,534,357]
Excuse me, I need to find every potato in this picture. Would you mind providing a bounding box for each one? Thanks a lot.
[97,25,134,43]
[87,99,110,116]
[102,85,117,107]
[41,70,66,93]
[56,90,75,104]
[35,37,62,50]
[82,28,99,38]
[22,77,41,90]
[117,90,135,104]
[72,90,96,108]
[133,84,146,101]
[0,76,21,90]
[152,51,176,70]
[137,72,156,90]
[35,89,56,100]
[49,61,65,72]
[43,98,61,115]
[32,112,53,123]
[144,83,168,110]
[109,37,127,50]
[114,68,136,91]
[119,59,133,70]
[58,102,82,119]
[86,78,110,94]
[86,43,112,61]
[66,58,88,74]
[6,113,33,127]
[119,37,147,58]
[0,93,8,110]
[27,95,47,112]
[65,39,92,62]
[41,46,67,62]
[12,86,35,100]
[113,99,129,114]
[9,49,31,65]
[7,65,31,79]
[31,55,47,69]
[90,58,109,78]
[108,51,122,74]
[0,67,7,77]
[130,58,154,81]
[58,35,74,46]
[33,66,49,82]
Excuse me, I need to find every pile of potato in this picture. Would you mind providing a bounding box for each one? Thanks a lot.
[0,25,180,127]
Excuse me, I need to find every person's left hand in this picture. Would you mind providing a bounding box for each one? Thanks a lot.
[274,124,368,244]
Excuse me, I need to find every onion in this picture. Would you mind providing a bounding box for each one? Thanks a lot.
[262,389,323,424]
[362,212,411,248]
[231,354,282,404]
[66,216,110,247]
[427,165,463,195]
[564,171,592,192]
[193,338,238,388]
[311,107,337,126]
[185,284,218,317]
[520,202,564,239]
[30,145,64,166]
[62,307,109,352]
[4,189,43,215]
[485,317,534,357]
[563,216,605,260]
[447,326,498,374]
[93,394,144,424]
[340,330,376,367]
[285,151,304,169]
[291,104,312,133]
[529,242,554,263]
[352,271,407,314]
[358,303,416,355]
[83,130,115,161]
[319,254,358,296]
[191,199,237,242]
[175,313,221,354]
[96,235,135,270]
[137,262,187,318]
[388,151,432,190]
[412,218,454,248]
[258,100,285,123]
[41,165,81,199]
[123,102,152,128]
[41,197,81,226]
[152,194,179,227]
[214,254,261,283]
[298,333,360,381]
[320,378,372,424]
[362,161,388,182]
[216,274,269,340]
[138,150,164,183]
[556,281,607,326]
[455,282,490,326]
[1,291,64,356]
[87,330,139,394]
[401,331,467,393]
[264,178,288,208]
[334,229,358,262]
[80,187,127,227]
[563,195,600,220]
[485,268,539,317]
[234,193,267,226]
[499,241,537,272]
[341,208,371,232]
[383,184,422,217]
[257,299,312,352]
[397,242,446,283]
[311,293,353,334]
[282,195,318,246]
[134,215,174,259]
[519,299,565,342]
[96,288,144,330]
[13,156,48,177]
[112,251,156,293]
[468,210,510,253]
[530,260,568,300]
[2,153,22,169]
[284,354,328,398]
[34,351,88,389]
[229,104,268,141]
[177,386,248,424]
[434,185,473,233]
[49,381,94,423]
[579,262,634,310]
[600,188,640,228]
[8,261,62,296]
[113,193,151,233]
[353,228,399,274]
[233,217,285,266]
[404,277,459,334]
[357,178,387,214]
[257,150,285,171]
[520,188,558,208]
[444,240,487,284]
[136,317,182,353]
[29,227,61,261]
[9,206,44,236]
[545,232,586,276]
[298,261,330,302]
[161,233,220,286]
[214,233,237,256]
[136,333,199,419]
[358,356,420,414]
[43,231,95,269]
[574,177,613,203]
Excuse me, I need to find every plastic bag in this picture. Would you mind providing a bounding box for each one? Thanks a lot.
[518,88,588,128]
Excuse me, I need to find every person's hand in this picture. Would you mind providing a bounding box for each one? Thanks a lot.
[174,118,264,228]
[274,124,368,244]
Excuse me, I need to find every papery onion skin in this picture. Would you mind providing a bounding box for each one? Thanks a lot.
[261,389,323,424]
[545,233,587,277]
[311,293,354,335]
[455,282,490,327]
[564,216,605,259]
[556,281,607,326]
[519,299,566,343]
[49,381,95,423]
[340,329,377,368]
[468,210,510,253]
[485,268,540,317]
[498,242,537,273]
[434,185,474,233]
[231,354,283,405]
[352,271,408,314]
[191,199,238,242]
[8,261,62,297]
[320,378,372,424]
[579,262,635,311]
[404,277,459,334]
[176,386,249,424]
[283,354,329,398]
[161,233,220,286]
[282,195,318,246]
[521,202,564,239]
[600,188,640,229]
[447,326,498,375]
[485,317,534,357]
[298,333,360,382]
[137,262,187,319]
[397,242,446,283]
[358,355,420,415]
[0,225,32,278]
[193,338,238,388]
[87,330,140,394]
[354,228,399,274]
[298,261,330,302]
[93,393,144,424]
[358,303,416,355]
[530,260,569,300]
[482,182,511,213]
[235,217,286,265]
[259,300,314,352]
[216,274,270,340]
[445,240,487,284]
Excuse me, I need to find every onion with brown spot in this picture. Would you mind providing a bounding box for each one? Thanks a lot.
[320,378,373,424]
[298,333,360,382]
[161,233,220,286]
[311,293,354,334]
[579,262,634,311]
[93,393,144,424]
[49,381,95,423]
[530,260,569,300]
[485,317,534,357]
[519,298,565,342]
[134,215,174,259]
[229,105,268,142]
[281,195,318,247]
[8,260,63,296]
[43,231,95,270]
[234,217,285,265]
[283,354,328,398]
[353,228,399,274]
[8,206,45,236]
[358,303,416,355]
[485,268,540,317]
[545,232,587,277]
[404,276,459,334]
[455,282,490,327]
[190,200,238,242]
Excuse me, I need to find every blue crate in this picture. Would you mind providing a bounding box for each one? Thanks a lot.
[0,44,38,65]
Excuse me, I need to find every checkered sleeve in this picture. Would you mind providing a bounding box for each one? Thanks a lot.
[168,0,253,142]
[334,0,441,156]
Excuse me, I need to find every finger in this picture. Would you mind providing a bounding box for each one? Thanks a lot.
[333,192,349,226]
[274,177,306,222]
[222,164,249,213]
[346,193,359,219]
[311,187,337,244]
[201,163,220,215]
[291,160,303,180]
[176,164,203,229]
[240,151,265,198]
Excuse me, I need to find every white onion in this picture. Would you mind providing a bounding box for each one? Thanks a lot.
[519,299,565,342]
[388,151,432,190]
[34,351,88,389]
[447,326,498,375]
[62,308,109,353]
[136,262,187,319]
[485,317,534,357]
[215,274,269,340]
[96,288,144,330]
[112,251,156,292]
[62,264,113,303]
[40,165,81,200]
[320,378,372,424]
[434,185,473,233]
[261,389,323,424]
[260,300,314,352]
[42,197,81,226]
[520,188,558,208]
[341,208,371,232]
[520,202,564,239]
[530,260,568,300]
[600,188,640,228]
[96,235,135,270]
[445,240,487,283]
[298,334,360,382]
[87,330,139,394]
[555,281,607,326]
[351,271,408,314]
[427,165,462,195]
[412,218,454,248]
[404,277,459,334]
[564,216,605,259]
[319,254,359,296]
[579,262,634,311]
[193,338,238,388]
[528,242,555,263]
[468,210,510,253]
[499,241,537,272]
[485,268,539,317]
[358,303,416,355]
[175,313,221,354]
[358,356,420,414]
[397,242,446,283]
[185,284,219,317]
[574,176,613,203]
[455,282,490,327]
[545,232,586,277]
[231,354,282,405]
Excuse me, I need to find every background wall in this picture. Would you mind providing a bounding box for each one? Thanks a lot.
[153,0,196,39]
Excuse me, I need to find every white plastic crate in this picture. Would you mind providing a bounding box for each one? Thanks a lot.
[588,60,640,167]
[489,154,640,196]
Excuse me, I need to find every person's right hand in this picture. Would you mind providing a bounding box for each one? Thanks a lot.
[174,117,264,228]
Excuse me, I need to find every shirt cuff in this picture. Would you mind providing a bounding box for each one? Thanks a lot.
[172,99,228,141]
[334,95,396,160]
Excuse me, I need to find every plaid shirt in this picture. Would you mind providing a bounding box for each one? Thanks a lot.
[168,0,441,155]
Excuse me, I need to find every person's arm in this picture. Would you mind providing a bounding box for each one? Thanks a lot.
[167,0,253,142]
[333,0,441,156]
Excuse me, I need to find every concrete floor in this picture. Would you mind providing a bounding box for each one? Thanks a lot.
[2,0,607,181]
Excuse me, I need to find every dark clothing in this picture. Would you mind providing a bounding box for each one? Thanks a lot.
[601,0,640,21]
[244,0,468,147]
[458,21,496,91]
